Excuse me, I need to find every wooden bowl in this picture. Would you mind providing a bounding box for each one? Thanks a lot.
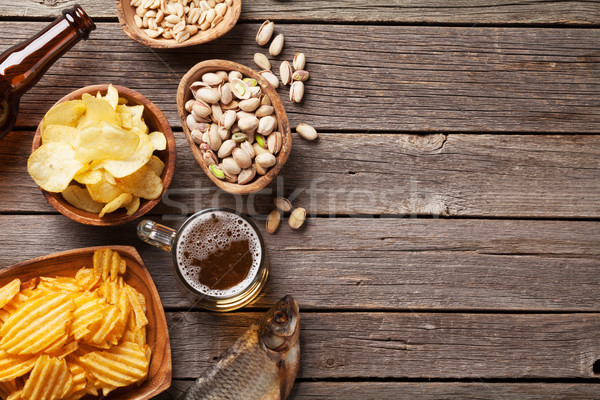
[116,0,241,49]
[0,246,172,400]
[32,84,176,226]
[177,60,292,195]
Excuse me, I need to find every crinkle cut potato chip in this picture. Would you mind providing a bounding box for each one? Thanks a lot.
[0,279,20,309]
[27,142,83,193]
[0,249,151,399]
[28,84,169,219]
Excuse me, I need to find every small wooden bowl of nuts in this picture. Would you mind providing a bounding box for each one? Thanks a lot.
[177,59,292,195]
[116,0,241,48]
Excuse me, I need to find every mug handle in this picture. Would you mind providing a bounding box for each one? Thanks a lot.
[137,220,177,252]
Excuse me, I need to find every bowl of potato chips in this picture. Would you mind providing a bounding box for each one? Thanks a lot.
[29,84,176,226]
[0,246,171,399]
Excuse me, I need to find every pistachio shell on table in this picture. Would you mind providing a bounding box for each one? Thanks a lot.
[221,156,242,175]
[292,70,310,82]
[238,116,259,133]
[257,115,277,136]
[217,139,236,158]
[274,197,292,212]
[260,70,279,88]
[280,61,293,86]
[256,152,277,168]
[269,34,284,56]
[195,87,221,104]
[228,70,243,82]
[238,165,256,185]
[239,98,261,112]
[256,20,275,46]
[219,83,233,105]
[290,81,304,103]
[254,53,271,71]
[230,78,251,100]
[267,131,283,154]
[289,207,307,229]
[221,110,237,129]
[296,123,318,140]
[255,105,274,118]
[293,53,306,70]
[202,72,224,86]
[266,209,281,234]
[232,147,253,169]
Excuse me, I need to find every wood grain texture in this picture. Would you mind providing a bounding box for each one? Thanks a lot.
[3,131,600,218]
[1,215,598,312]
[161,381,600,400]
[1,22,598,133]
[2,0,599,24]
[163,311,600,379]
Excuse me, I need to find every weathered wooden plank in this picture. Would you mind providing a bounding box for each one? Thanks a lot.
[1,22,599,133]
[2,0,599,24]
[1,215,598,311]
[164,312,600,379]
[161,381,600,400]
[3,131,600,218]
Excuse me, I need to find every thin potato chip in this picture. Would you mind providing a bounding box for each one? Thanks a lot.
[86,175,123,203]
[0,279,20,310]
[73,169,102,185]
[27,142,84,193]
[22,355,73,400]
[77,93,120,129]
[74,267,100,291]
[148,131,166,151]
[118,97,128,105]
[125,196,140,216]
[62,185,104,213]
[104,84,119,111]
[40,100,86,133]
[0,350,36,382]
[101,131,154,178]
[126,105,149,135]
[41,125,78,146]
[146,155,165,177]
[118,109,133,130]
[115,165,163,200]
[104,170,117,185]
[99,193,133,218]
[75,122,140,163]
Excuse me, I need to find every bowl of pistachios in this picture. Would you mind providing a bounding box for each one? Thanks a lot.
[177,59,292,195]
[116,0,241,48]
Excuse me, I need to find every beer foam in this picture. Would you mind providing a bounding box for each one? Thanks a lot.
[176,211,262,297]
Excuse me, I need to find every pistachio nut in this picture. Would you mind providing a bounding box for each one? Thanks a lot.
[266,209,281,234]
[219,83,233,104]
[261,94,272,106]
[209,164,225,180]
[256,152,277,168]
[274,197,292,212]
[232,132,248,142]
[232,147,253,169]
[240,140,255,158]
[217,125,229,141]
[280,61,293,86]
[216,70,229,82]
[221,156,242,175]
[258,115,277,136]
[254,53,271,71]
[249,86,262,98]
[195,87,220,104]
[184,99,195,113]
[199,142,211,151]
[254,158,268,175]
[260,70,279,88]
[289,207,306,229]
[217,139,236,158]
[211,103,223,123]
[228,70,243,82]
[238,116,259,133]
[203,150,218,166]
[290,81,304,103]
[254,134,267,149]
[236,111,256,121]
[208,124,222,151]
[238,166,257,185]
[243,78,258,87]
[253,141,270,156]
[230,78,250,100]
[202,72,223,86]
[256,20,274,46]
[239,98,261,112]
[191,128,204,144]
[192,100,212,119]
[293,53,306,70]
[190,81,209,93]
[221,100,239,110]
[269,34,284,56]
[221,109,236,129]
[222,168,238,183]
[296,123,318,141]
[292,69,310,82]
[255,105,274,118]
[186,114,202,131]
[267,131,283,154]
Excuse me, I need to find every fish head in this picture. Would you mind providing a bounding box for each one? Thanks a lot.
[260,295,300,352]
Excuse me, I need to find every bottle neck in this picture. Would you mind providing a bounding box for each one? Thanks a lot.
[0,5,95,95]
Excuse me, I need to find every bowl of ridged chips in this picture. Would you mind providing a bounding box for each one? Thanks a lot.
[28,84,176,226]
[0,246,171,400]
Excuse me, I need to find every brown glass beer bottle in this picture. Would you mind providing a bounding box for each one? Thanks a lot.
[0,5,95,140]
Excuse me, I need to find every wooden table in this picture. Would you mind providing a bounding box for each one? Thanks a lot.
[1,1,599,398]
